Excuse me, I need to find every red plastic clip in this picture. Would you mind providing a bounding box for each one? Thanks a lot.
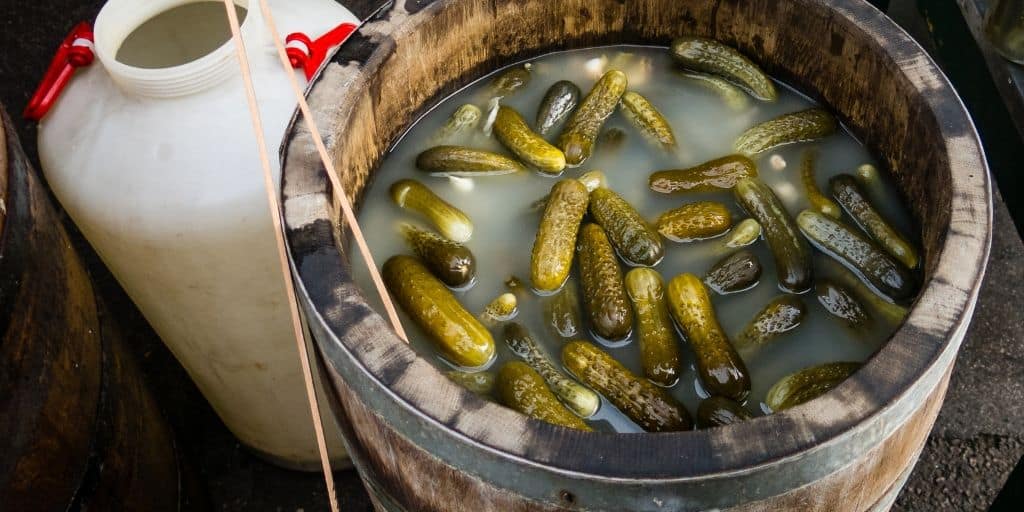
[285,22,357,80]
[24,22,96,121]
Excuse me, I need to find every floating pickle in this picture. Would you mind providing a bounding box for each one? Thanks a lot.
[734,178,813,293]
[625,268,683,387]
[399,223,476,289]
[677,71,750,111]
[704,249,762,295]
[531,179,590,292]
[557,70,628,167]
[390,179,473,243]
[496,362,592,431]
[722,218,762,249]
[619,91,677,151]
[816,279,870,328]
[416,145,526,177]
[480,293,519,325]
[733,108,837,156]
[667,274,751,401]
[669,36,778,102]
[831,174,919,269]
[800,149,842,219]
[490,65,531,96]
[446,370,495,396]
[541,278,582,340]
[578,223,634,341]
[855,163,886,199]
[649,154,757,195]
[503,323,600,418]
[536,80,581,136]
[766,362,861,411]
[494,105,566,174]
[596,128,627,154]
[382,255,495,368]
[589,187,664,267]
[530,170,608,212]
[697,396,753,428]
[562,341,692,431]
[432,104,482,142]
[829,260,909,325]
[656,201,732,242]
[797,210,916,301]
[735,295,807,351]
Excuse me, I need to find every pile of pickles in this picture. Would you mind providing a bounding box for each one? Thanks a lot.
[375,38,919,432]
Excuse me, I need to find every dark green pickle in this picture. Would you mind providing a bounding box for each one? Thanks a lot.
[733,108,837,156]
[536,80,581,136]
[531,180,590,292]
[649,154,757,195]
[399,223,476,289]
[589,187,664,267]
[557,70,628,167]
[490,65,531,96]
[496,362,592,431]
[704,249,762,295]
[562,341,692,432]
[578,223,634,341]
[503,323,600,418]
[735,295,807,350]
[816,279,870,328]
[541,278,583,340]
[830,174,919,270]
[669,36,778,102]
[697,396,753,429]
[625,268,683,387]
[766,362,861,411]
[416,145,526,177]
[734,178,813,293]
[446,370,495,396]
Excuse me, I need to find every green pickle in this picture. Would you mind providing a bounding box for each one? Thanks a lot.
[800,150,842,219]
[503,323,600,418]
[530,170,607,212]
[589,187,664,267]
[649,154,757,195]
[619,91,677,151]
[733,108,837,156]
[491,65,531,96]
[816,278,870,328]
[446,370,495,396]
[562,341,692,432]
[416,145,526,177]
[656,201,733,242]
[494,105,566,174]
[831,174,919,269]
[531,180,590,292]
[697,396,753,428]
[390,179,473,243]
[399,223,476,289]
[735,295,807,350]
[625,268,683,387]
[480,293,519,325]
[678,71,751,111]
[536,80,581,136]
[734,178,813,293]
[496,362,592,431]
[382,255,495,368]
[766,362,862,411]
[722,218,762,249]
[578,223,634,341]
[432,104,482,142]
[557,70,628,167]
[829,260,909,325]
[704,249,762,295]
[541,278,583,340]
[669,36,778,102]
[667,274,751,401]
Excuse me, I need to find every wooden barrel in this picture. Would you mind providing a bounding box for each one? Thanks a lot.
[280,1,992,510]
[0,107,185,510]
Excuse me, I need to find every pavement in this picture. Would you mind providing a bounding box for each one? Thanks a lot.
[0,1,1020,511]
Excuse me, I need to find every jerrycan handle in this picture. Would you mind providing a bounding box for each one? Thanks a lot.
[24,22,95,121]
[285,22,357,80]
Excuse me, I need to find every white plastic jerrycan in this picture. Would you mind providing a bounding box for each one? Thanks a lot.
[37,0,358,469]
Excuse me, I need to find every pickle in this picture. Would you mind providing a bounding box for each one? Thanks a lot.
[735,295,807,350]
[766,362,861,411]
[536,80,581,136]
[578,223,634,341]
[723,218,762,249]
[816,278,869,328]
[796,210,916,301]
[562,341,692,431]
[494,106,566,174]
[390,179,473,243]
[855,163,886,199]
[382,255,495,368]
[734,178,813,293]
[830,174,919,269]
[667,274,751,401]
[530,170,607,212]
[531,180,590,292]
[557,70,628,167]
[480,293,519,325]
[625,268,683,387]
[416,145,526,177]
[446,370,495,396]
[678,71,750,111]
[490,65,531,96]
[596,128,627,154]
[503,323,600,418]
[655,201,733,242]
[704,249,761,295]
[619,91,677,151]
[589,187,664,267]
[649,154,757,195]
[733,108,837,156]
[669,36,777,102]
[541,277,582,340]
[696,396,753,428]
[433,104,482,142]
[399,223,476,289]
[800,149,842,219]
[829,260,909,325]
[496,362,592,431]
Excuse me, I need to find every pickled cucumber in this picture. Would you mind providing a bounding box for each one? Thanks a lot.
[800,149,842,219]
[677,71,750,111]
[734,178,813,293]
[399,223,476,289]
[831,174,919,269]
[828,260,909,325]
[390,179,473,243]
[503,323,600,418]
[649,154,757,195]
[491,65,531,96]
[656,201,733,242]
[578,223,634,341]
[733,108,837,156]
[766,362,861,411]
[619,91,677,151]
[382,255,495,368]
[531,180,590,292]
[589,187,664,267]
[494,106,566,174]
[530,170,607,212]
[536,80,581,136]
[541,277,582,340]
[480,293,519,325]
[446,370,495,396]
[816,279,869,328]
[722,218,762,249]
[669,36,777,102]
[416,145,526,177]
[696,396,753,428]
[704,249,762,295]
[432,104,482,142]
[557,70,628,167]
[735,295,806,350]
[625,268,683,387]
[667,274,751,401]
[562,341,692,431]
[496,362,591,431]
